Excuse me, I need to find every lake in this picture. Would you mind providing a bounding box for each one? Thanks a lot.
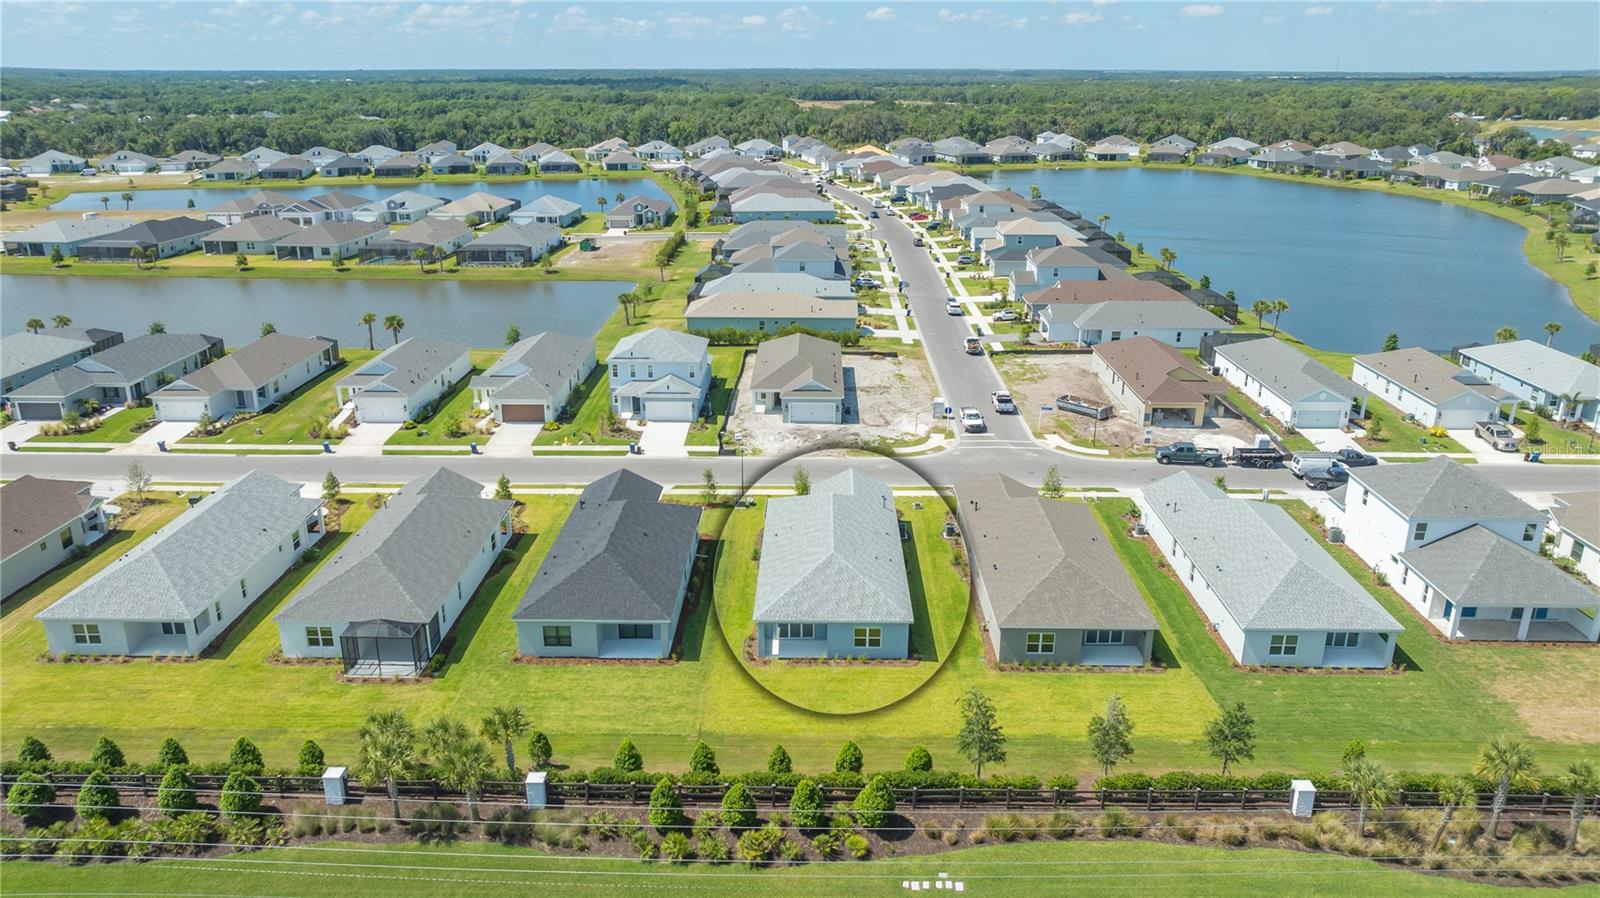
[987,167,1600,355]
[1518,125,1599,141]
[0,275,631,348]
[48,177,672,213]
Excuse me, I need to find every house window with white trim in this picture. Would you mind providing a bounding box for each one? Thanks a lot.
[1523,523,1537,543]
[292,530,302,550]
[1573,541,1587,563]
[72,624,101,645]
[1268,634,1298,656]
[1324,632,1360,648]
[214,601,223,621]
[1413,522,1428,542]
[161,622,187,636]
[618,624,654,639]
[543,626,572,647]
[305,626,334,648]
[239,578,248,599]
[1085,630,1125,645]
[777,623,815,639]
[1025,632,1055,654]
[852,627,882,649]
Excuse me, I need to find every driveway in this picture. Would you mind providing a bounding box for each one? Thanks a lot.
[637,421,690,457]
[1449,428,1524,465]
[1300,427,1365,454]
[337,421,402,456]
[484,423,539,458]
[1,419,44,451]
[118,420,191,454]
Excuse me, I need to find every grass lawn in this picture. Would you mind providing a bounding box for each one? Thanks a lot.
[1223,387,1318,453]
[4,839,1588,898]
[686,347,747,447]
[709,498,973,714]
[180,350,376,446]
[532,367,631,447]
[27,404,154,443]
[384,350,500,446]
[1509,407,1600,455]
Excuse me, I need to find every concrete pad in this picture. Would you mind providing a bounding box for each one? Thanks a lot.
[116,420,191,454]
[1300,427,1364,454]
[1448,428,1524,465]
[484,423,539,458]
[337,421,402,455]
[637,421,691,457]
[0,420,45,450]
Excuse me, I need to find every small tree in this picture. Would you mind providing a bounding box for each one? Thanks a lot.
[49,246,64,268]
[904,745,934,772]
[121,191,133,210]
[228,737,265,775]
[1382,332,1399,352]
[1341,739,1368,770]
[494,474,513,501]
[384,314,406,344]
[321,471,342,506]
[1087,694,1135,776]
[1544,321,1564,346]
[527,731,553,769]
[52,314,72,329]
[17,735,51,764]
[614,737,644,772]
[356,709,419,821]
[125,462,152,505]
[1250,299,1272,327]
[505,323,522,346]
[1203,702,1256,775]
[834,740,864,774]
[1495,325,1519,344]
[6,773,56,823]
[331,251,344,270]
[721,782,757,829]
[1524,416,1543,444]
[699,468,719,507]
[480,706,531,776]
[1562,759,1598,851]
[156,737,188,769]
[789,778,825,829]
[792,466,811,496]
[296,739,326,776]
[219,771,263,822]
[690,740,720,776]
[1041,465,1063,498]
[1585,261,1597,279]
[766,744,793,774]
[147,320,166,334]
[1476,737,1537,839]
[1430,776,1477,851]
[435,739,496,821]
[1365,413,1385,442]
[157,766,199,815]
[76,769,119,820]
[1346,758,1395,836]
[89,736,126,769]
[852,775,895,830]
[648,777,684,831]
[361,312,378,350]
[957,688,1007,778]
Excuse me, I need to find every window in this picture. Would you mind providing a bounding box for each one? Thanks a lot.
[194,610,210,633]
[214,601,223,621]
[239,578,248,599]
[618,624,654,639]
[1574,541,1587,563]
[1533,607,1549,620]
[1084,630,1125,645]
[1268,634,1298,656]
[72,624,102,645]
[628,365,636,378]
[543,626,572,647]
[58,527,74,550]
[305,626,334,648]
[852,627,882,649]
[1175,333,1183,342]
[646,365,654,379]
[776,623,815,639]
[1460,606,1477,619]
[161,622,187,636]
[1412,522,1428,542]
[1324,632,1361,648]
[1025,632,1056,654]
[292,530,302,550]
[1523,523,1537,543]
[1510,607,1524,620]
[610,364,619,378]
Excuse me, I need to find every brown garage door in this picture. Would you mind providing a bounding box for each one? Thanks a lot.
[499,403,545,423]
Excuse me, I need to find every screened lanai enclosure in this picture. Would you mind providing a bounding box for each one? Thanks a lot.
[340,618,434,677]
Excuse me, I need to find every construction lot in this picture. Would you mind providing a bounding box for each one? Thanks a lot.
[726,351,937,455]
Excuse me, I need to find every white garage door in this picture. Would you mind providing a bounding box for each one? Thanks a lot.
[644,399,696,423]
[356,396,412,423]
[1293,408,1343,429]
[1436,408,1484,429]
[155,398,212,422]
[785,399,839,424]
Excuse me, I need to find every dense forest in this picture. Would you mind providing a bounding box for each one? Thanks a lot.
[2,69,1597,159]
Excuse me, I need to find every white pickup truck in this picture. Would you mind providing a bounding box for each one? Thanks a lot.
[991,391,1016,413]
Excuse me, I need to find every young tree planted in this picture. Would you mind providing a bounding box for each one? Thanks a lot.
[956,687,1006,778]
[495,474,513,501]
[321,471,342,506]
[1041,465,1063,498]
[157,766,199,816]
[527,731,553,769]
[480,705,531,775]
[76,769,119,820]
[690,740,720,776]
[360,312,378,350]
[356,709,420,821]
[219,771,263,822]
[89,735,126,769]
[228,737,265,775]
[792,466,811,496]
[614,737,644,772]
[1203,702,1256,775]
[834,740,864,774]
[506,323,522,346]
[435,739,496,821]
[721,781,756,829]
[904,745,933,772]
[1087,694,1134,776]
[1430,775,1477,851]
[789,778,826,829]
[6,773,56,823]
[648,777,684,831]
[297,739,326,776]
[767,744,793,774]
[1476,737,1536,839]
[1562,760,1598,851]
[125,462,152,505]
[156,737,188,769]
[852,775,896,830]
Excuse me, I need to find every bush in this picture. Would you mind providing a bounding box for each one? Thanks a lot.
[627,826,656,859]
[853,775,895,830]
[407,802,466,839]
[219,772,262,822]
[660,831,693,863]
[735,822,785,864]
[614,738,644,773]
[834,740,864,774]
[697,831,731,862]
[845,832,871,859]
[528,732,553,769]
[17,736,51,765]
[721,782,757,830]
[482,807,536,846]
[767,744,793,774]
[690,740,719,776]
[1095,772,1153,791]
[296,740,326,776]
[88,737,125,769]
[648,778,684,832]
[1046,774,1080,790]
[1098,807,1144,838]
[156,738,188,769]
[1253,772,1293,791]
[789,778,826,830]
[586,810,622,841]
[6,773,56,822]
[157,767,198,816]
[904,745,934,772]
[76,769,119,820]
[228,738,265,776]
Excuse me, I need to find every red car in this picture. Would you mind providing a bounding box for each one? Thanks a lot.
[910,212,928,221]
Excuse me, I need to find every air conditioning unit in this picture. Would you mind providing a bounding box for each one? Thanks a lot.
[1328,526,1345,544]
[1133,522,1148,536]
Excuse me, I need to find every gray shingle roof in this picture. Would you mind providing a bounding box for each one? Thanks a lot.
[1458,340,1600,398]
[512,470,701,623]
[1142,473,1400,631]
[1348,456,1537,521]
[957,474,1156,631]
[463,222,561,251]
[153,333,333,397]
[38,471,320,622]
[2,331,95,381]
[701,272,854,298]
[1552,492,1600,550]
[1402,525,1600,609]
[687,292,857,323]
[4,217,135,246]
[469,332,594,404]
[1353,348,1509,405]
[608,328,708,364]
[750,333,844,398]
[78,217,221,247]
[380,217,471,247]
[7,333,220,399]
[203,216,302,243]
[275,469,511,624]
[753,470,913,624]
[336,337,467,396]
[516,195,583,217]
[276,220,389,247]
[1,476,98,561]
[1215,337,1365,403]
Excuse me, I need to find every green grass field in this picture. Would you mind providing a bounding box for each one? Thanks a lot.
[180,350,377,446]
[27,404,154,443]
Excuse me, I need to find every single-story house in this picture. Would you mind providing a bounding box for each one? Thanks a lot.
[471,331,594,423]
[1214,337,1367,430]
[585,137,629,161]
[607,328,711,423]
[242,146,288,166]
[157,150,220,172]
[76,217,222,261]
[1350,347,1513,429]
[335,337,470,424]
[956,473,1158,665]
[99,150,158,174]
[730,190,835,223]
[455,222,562,267]
[415,140,459,163]
[510,195,584,227]
[1040,299,1226,347]
[465,142,510,164]
[2,218,133,258]
[1145,147,1188,164]
[38,471,324,657]
[200,159,259,181]
[273,220,389,261]
[735,138,781,160]
[888,138,936,165]
[0,477,107,600]
[205,189,302,225]
[1550,492,1600,586]
[373,154,424,178]
[4,332,223,421]
[353,190,446,224]
[512,470,701,659]
[687,136,731,157]
[427,191,519,224]
[634,140,683,162]
[1085,141,1132,162]
[2,328,123,397]
[364,218,473,263]
[603,151,643,172]
[1092,336,1226,428]
[201,215,302,255]
[356,144,401,166]
[258,156,316,180]
[1457,340,1600,431]
[699,272,855,299]
[1140,472,1402,667]
[151,333,339,422]
[537,150,581,172]
[429,153,476,175]
[518,142,557,162]
[1196,148,1249,167]
[300,147,343,166]
[754,470,913,659]
[316,154,369,178]
[20,150,88,175]
[748,333,845,423]
[274,468,513,677]
[484,153,527,175]
[686,292,858,336]
[605,195,673,229]
[932,136,988,165]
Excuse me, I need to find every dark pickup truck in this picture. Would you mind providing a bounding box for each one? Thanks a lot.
[1155,442,1225,467]
[1231,446,1289,468]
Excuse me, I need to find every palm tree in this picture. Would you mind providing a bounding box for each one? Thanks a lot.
[1430,776,1477,851]
[99,195,109,211]
[1271,299,1290,335]
[419,715,470,762]
[596,196,608,215]
[1495,326,1519,344]
[1475,737,1537,839]
[1544,321,1563,346]
[360,312,378,350]
[1562,760,1598,851]
[434,738,496,821]
[383,314,406,345]
[615,191,625,203]
[24,318,44,334]
[1346,758,1395,837]
[1251,299,1272,328]
[147,320,166,335]
[1553,231,1570,261]
[1097,213,1110,228]
[1159,247,1177,271]
[51,314,72,328]
[120,192,133,210]
[479,706,530,776]
[411,247,430,273]
[618,291,633,325]
[355,710,419,822]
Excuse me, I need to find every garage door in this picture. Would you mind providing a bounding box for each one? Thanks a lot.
[499,403,545,423]
[1437,408,1484,430]
[1293,408,1343,429]
[14,402,62,421]
[786,399,839,424]
[155,398,212,423]
[644,399,696,423]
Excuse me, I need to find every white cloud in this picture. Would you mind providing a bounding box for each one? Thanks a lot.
[1061,9,1104,25]
[777,5,824,35]
[742,13,767,25]
[1304,5,1334,15]
[865,6,895,21]
[938,7,1029,28]
[1261,14,1284,23]
[1407,0,1447,14]
[547,4,655,38]
[1178,3,1223,16]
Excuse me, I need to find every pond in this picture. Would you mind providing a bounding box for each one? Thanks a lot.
[47,176,672,213]
[0,275,631,348]
[986,167,1600,355]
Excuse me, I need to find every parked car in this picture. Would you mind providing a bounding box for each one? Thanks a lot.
[1475,421,1519,452]
[852,275,880,289]
[1055,394,1113,420]
[964,336,984,355]
[79,168,97,177]
[991,391,1016,413]
[1231,446,1289,468]
[960,407,986,432]
[1290,448,1378,472]
[956,254,974,265]
[1155,442,1224,467]
[910,212,928,221]
[913,237,925,247]
[1302,463,1350,491]
[869,210,880,219]
[992,310,1018,322]
[872,199,884,208]
[946,300,963,316]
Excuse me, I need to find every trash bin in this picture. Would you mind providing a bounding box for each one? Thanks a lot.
[469,441,479,455]
[5,441,15,452]
[156,440,167,452]
[629,442,639,455]
[322,441,332,453]
[1528,451,1542,463]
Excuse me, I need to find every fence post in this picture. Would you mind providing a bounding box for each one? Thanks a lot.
[1005,787,1013,810]
[957,786,964,810]
[1052,787,1061,808]
[1540,793,1550,813]
[1193,788,1201,810]
[1146,788,1154,811]
[909,787,918,811]
[1240,789,1248,809]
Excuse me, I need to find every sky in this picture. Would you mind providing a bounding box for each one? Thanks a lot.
[1,1,1596,73]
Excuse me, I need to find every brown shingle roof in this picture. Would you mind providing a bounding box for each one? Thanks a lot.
[1,476,97,561]
[1094,336,1225,405]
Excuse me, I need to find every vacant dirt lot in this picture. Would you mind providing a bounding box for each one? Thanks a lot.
[727,351,936,455]
[995,351,1260,454]
[554,238,656,273]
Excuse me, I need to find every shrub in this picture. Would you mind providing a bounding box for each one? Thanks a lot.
[6,773,56,822]
[1039,811,1078,839]
[17,736,51,765]
[697,831,731,862]
[219,772,262,822]
[228,737,265,776]
[660,831,693,863]
[852,775,895,830]
[767,744,793,774]
[627,826,657,859]
[528,732,553,769]
[834,740,864,774]
[1095,772,1153,791]
[76,769,119,820]
[614,738,644,772]
[904,745,934,772]
[845,832,871,859]
[157,767,198,816]
[1098,807,1144,838]
[1046,774,1080,790]
[296,740,326,776]
[156,738,189,769]
[648,778,684,832]
[88,736,125,769]
[587,810,621,840]
[721,782,757,830]
[789,778,826,830]
[407,802,466,839]
[735,822,785,864]
[690,740,719,776]
[1253,772,1293,791]
[812,830,841,857]
[482,807,535,846]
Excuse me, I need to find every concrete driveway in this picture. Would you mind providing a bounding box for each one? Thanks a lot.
[484,423,539,458]
[337,421,402,456]
[637,421,690,457]
[1449,428,1524,465]
[1300,427,1365,454]
[119,420,192,454]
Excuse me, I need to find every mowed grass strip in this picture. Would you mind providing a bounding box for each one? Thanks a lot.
[28,405,154,444]
[181,350,377,446]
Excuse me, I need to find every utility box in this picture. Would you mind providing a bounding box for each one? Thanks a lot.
[525,771,548,809]
[1289,779,1316,818]
[322,766,348,806]
[932,397,953,419]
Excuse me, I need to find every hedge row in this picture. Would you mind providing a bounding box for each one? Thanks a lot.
[547,767,1058,791]
[1093,770,1587,797]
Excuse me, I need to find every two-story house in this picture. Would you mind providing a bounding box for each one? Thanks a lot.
[605,328,711,423]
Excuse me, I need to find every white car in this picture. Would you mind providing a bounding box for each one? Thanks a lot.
[946,301,963,316]
[991,391,1016,413]
[960,407,986,432]
[992,310,1019,322]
